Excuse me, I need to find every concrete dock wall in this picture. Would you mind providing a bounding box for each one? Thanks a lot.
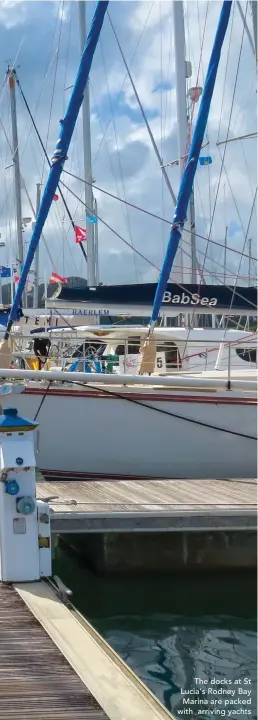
[63,530,257,574]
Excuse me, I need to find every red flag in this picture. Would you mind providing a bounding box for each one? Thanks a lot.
[14,275,19,283]
[49,272,68,285]
[53,194,59,201]
[75,225,87,243]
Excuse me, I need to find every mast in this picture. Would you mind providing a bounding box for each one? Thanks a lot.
[251,1,257,63]
[149,0,232,330]
[248,238,252,286]
[93,197,99,285]
[6,0,108,337]
[78,0,96,286]
[173,1,197,283]
[7,68,24,270]
[33,183,41,308]
[224,225,228,284]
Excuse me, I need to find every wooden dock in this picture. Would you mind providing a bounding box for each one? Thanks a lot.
[36,477,257,533]
[0,581,172,720]
[0,583,108,720]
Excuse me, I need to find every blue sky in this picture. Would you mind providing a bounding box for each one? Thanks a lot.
[0,0,256,287]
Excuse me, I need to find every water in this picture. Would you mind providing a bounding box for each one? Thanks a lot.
[54,544,257,719]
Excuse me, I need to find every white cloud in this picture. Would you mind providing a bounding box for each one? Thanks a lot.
[0,0,28,29]
[0,0,255,287]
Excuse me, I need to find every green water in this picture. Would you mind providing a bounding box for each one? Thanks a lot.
[54,544,257,719]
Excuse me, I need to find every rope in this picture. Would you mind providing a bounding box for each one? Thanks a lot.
[68,380,257,441]
[30,376,256,442]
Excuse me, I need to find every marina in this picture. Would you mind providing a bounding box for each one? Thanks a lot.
[0,0,256,717]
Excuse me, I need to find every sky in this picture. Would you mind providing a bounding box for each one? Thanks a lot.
[0,0,256,289]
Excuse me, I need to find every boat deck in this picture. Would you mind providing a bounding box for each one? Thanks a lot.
[36,477,257,533]
[0,582,108,720]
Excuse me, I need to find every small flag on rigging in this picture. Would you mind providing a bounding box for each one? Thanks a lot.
[87,216,97,224]
[49,272,68,285]
[53,194,59,201]
[199,156,212,166]
[74,225,87,243]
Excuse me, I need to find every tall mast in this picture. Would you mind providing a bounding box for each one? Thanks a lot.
[7,68,24,271]
[173,1,197,283]
[251,1,257,63]
[33,183,41,308]
[77,1,96,286]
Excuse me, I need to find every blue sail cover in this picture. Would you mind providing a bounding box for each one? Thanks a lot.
[6,0,109,334]
[150,0,232,325]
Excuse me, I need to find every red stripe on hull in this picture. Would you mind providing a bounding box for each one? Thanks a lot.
[24,387,256,405]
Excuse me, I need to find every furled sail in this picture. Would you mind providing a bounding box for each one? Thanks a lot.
[149,0,233,328]
[5,0,109,337]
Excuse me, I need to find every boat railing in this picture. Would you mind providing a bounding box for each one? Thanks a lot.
[9,333,257,381]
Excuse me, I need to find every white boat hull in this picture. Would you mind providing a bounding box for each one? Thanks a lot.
[5,384,256,479]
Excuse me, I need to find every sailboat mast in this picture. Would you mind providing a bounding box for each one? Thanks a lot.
[7,68,23,271]
[77,1,96,286]
[33,183,41,308]
[251,1,257,62]
[173,1,197,284]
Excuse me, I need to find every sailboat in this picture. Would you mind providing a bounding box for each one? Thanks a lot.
[0,0,256,481]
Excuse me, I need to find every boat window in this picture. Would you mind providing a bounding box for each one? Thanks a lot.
[235,347,256,363]
[115,337,141,356]
[115,338,181,368]
[157,342,181,369]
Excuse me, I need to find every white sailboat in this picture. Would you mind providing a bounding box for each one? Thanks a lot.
[0,0,256,481]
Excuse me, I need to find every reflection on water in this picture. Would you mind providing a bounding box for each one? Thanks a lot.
[54,544,257,718]
[96,615,256,717]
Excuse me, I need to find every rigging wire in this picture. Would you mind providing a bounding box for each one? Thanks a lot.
[62,170,257,264]
[107,9,176,206]
[183,1,209,170]
[93,1,155,165]
[41,0,64,184]
[60,178,257,311]
[99,36,138,283]
[159,0,165,257]
[240,138,255,197]
[16,75,88,268]
[222,186,257,331]
[217,2,235,143]
[217,147,255,239]
[198,3,248,290]
[29,134,78,277]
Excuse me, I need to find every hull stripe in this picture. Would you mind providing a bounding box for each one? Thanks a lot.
[24,387,257,406]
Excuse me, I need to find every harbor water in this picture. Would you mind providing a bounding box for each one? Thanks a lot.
[54,543,257,719]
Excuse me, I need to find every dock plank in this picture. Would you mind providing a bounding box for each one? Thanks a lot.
[36,478,257,533]
[37,477,256,512]
[0,583,108,720]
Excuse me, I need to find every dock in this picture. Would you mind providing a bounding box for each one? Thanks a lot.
[37,477,257,533]
[0,581,172,720]
[36,477,257,573]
